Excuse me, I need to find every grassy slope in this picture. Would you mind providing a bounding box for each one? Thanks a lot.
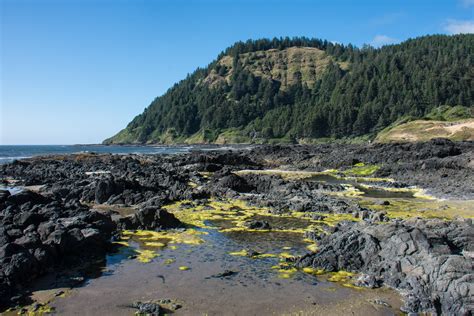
[375,119,474,143]
[197,47,347,144]
[204,47,343,90]
[375,106,474,143]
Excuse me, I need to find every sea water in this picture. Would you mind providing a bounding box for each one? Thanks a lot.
[0,144,229,164]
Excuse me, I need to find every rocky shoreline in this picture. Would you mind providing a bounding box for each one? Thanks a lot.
[1,139,473,314]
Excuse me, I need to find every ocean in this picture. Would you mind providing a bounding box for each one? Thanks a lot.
[0,144,200,164]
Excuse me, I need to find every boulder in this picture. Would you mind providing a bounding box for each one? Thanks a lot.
[117,207,182,231]
[243,220,271,230]
[131,301,162,316]
[6,190,49,206]
[0,190,11,203]
[95,178,117,204]
[0,191,115,310]
[217,174,254,193]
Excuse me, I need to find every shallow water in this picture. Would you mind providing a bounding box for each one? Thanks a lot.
[26,201,402,315]
[51,246,401,315]
[355,186,416,199]
[308,173,363,185]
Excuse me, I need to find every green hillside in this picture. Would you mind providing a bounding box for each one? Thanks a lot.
[104,35,473,144]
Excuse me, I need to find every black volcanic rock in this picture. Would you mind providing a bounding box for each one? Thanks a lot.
[95,178,117,203]
[116,207,183,231]
[0,141,473,314]
[296,218,474,315]
[0,190,115,309]
[243,220,271,230]
[217,173,255,193]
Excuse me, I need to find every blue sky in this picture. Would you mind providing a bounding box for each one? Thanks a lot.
[1,0,473,144]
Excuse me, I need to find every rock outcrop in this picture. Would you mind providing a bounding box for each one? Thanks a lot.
[296,218,474,315]
[116,207,183,231]
[0,190,115,308]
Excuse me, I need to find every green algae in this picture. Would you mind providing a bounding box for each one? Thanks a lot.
[136,249,159,263]
[327,271,363,289]
[229,249,279,259]
[112,241,130,247]
[26,304,55,316]
[327,270,355,282]
[162,198,364,248]
[306,243,318,252]
[236,166,388,183]
[271,261,299,279]
[299,268,363,289]
[163,198,317,234]
[359,198,474,220]
[277,267,298,279]
[10,301,56,315]
[342,163,380,176]
[163,258,176,265]
[121,229,207,263]
[187,181,199,188]
[254,253,278,258]
[143,241,166,247]
[302,267,325,275]
[123,229,207,247]
[4,286,74,315]
[279,252,295,259]
[229,249,249,256]
[198,171,212,178]
[162,199,257,229]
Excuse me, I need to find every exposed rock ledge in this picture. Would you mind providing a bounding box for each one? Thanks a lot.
[296,218,474,315]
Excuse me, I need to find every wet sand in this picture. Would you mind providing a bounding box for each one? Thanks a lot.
[51,242,402,316]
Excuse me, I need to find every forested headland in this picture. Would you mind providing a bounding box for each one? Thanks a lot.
[104,34,473,144]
